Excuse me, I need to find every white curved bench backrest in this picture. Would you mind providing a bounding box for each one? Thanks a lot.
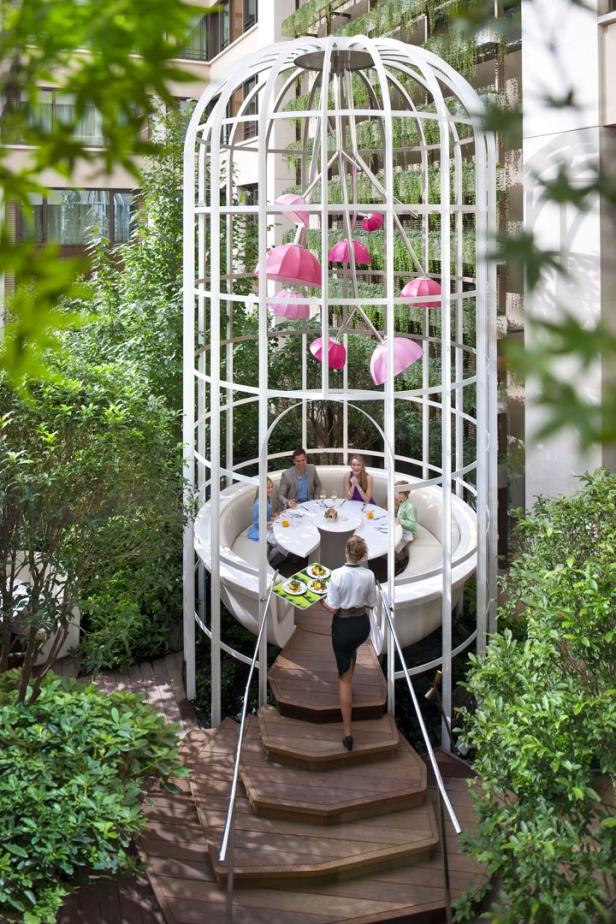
[219,466,460,552]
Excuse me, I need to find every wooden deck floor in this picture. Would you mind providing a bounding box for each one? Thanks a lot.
[55,609,485,923]
[140,603,485,923]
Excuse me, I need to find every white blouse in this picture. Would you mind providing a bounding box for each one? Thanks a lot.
[326,563,377,612]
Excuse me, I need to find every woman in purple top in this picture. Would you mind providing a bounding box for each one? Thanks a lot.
[343,454,375,504]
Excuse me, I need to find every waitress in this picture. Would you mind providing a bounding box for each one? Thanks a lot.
[323,535,376,751]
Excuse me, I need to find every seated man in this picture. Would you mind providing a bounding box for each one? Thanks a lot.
[278,447,322,508]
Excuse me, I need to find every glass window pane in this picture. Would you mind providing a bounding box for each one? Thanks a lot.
[244,0,257,29]
[243,76,258,139]
[48,189,109,245]
[25,89,53,135]
[180,14,208,60]
[74,102,104,146]
[54,93,76,129]
[19,193,44,243]
[113,191,134,242]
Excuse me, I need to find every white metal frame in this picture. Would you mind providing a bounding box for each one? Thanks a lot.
[183,36,497,739]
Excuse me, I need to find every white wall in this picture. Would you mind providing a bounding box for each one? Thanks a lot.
[522,0,603,504]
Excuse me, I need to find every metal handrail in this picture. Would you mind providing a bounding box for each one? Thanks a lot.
[376,581,462,837]
[218,570,278,924]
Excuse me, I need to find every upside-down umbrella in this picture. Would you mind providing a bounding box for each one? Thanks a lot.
[257,244,321,287]
[309,337,347,370]
[268,289,310,320]
[328,239,372,265]
[400,276,442,308]
[361,212,384,232]
[274,193,309,226]
[369,337,423,386]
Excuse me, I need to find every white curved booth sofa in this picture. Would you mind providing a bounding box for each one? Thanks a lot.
[194,466,477,652]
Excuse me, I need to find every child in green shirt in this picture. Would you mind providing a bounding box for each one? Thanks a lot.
[394,482,417,566]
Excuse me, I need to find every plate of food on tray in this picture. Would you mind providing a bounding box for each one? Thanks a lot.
[307,563,331,579]
[282,578,306,596]
[307,578,328,595]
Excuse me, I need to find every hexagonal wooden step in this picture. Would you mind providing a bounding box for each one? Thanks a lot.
[269,627,386,723]
[240,716,425,822]
[190,721,438,883]
[258,706,400,768]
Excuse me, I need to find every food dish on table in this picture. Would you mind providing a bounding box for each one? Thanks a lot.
[308,578,328,594]
[324,507,338,520]
[307,563,330,579]
[283,578,305,596]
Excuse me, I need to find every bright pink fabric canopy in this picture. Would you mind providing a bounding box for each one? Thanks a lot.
[257,244,322,287]
[362,212,384,232]
[370,338,423,386]
[400,276,442,308]
[309,337,347,370]
[328,239,372,265]
[274,193,309,226]
[268,289,310,320]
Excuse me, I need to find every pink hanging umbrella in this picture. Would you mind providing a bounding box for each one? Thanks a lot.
[400,276,442,308]
[370,338,423,386]
[268,289,310,320]
[362,212,384,232]
[309,337,347,370]
[328,239,372,265]
[257,244,321,287]
[274,193,309,226]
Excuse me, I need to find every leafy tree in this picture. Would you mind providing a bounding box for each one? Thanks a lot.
[0,670,184,923]
[456,470,616,922]
[0,348,183,684]
[0,108,195,677]
[0,0,201,387]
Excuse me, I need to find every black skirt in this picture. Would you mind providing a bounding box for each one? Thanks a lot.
[331,613,371,677]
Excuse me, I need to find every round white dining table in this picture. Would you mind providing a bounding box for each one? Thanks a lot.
[272,499,402,568]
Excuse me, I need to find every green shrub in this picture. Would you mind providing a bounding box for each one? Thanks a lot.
[0,671,184,922]
[457,470,616,922]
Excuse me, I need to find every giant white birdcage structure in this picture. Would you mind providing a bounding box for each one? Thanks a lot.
[183,36,497,734]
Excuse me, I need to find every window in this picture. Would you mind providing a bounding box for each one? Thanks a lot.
[244,0,257,29]
[243,76,258,140]
[48,190,109,244]
[17,189,136,246]
[3,89,105,146]
[113,192,134,243]
[207,1,230,59]
[179,14,208,60]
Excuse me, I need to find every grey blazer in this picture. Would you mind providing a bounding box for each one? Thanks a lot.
[278,464,322,504]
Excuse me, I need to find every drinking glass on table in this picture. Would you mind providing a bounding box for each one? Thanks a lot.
[331,491,338,505]
[319,492,326,506]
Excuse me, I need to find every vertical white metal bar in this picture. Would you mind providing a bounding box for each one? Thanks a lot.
[370,41,396,716]
[196,137,208,696]
[320,40,333,402]
[302,328,308,449]
[226,152,234,488]
[475,130,489,657]
[421,108,431,482]
[453,134,464,498]
[182,123,197,703]
[487,131,499,636]
[198,141,207,506]
[438,98,453,750]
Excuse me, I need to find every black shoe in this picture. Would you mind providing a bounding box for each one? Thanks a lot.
[342,736,353,751]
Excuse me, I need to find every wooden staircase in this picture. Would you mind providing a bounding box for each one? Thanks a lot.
[138,604,485,923]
